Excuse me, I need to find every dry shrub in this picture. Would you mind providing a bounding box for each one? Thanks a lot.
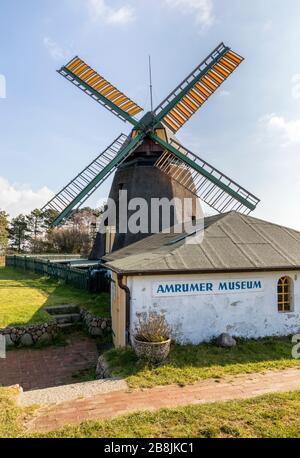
[134,311,171,343]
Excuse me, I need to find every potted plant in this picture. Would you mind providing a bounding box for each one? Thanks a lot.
[131,311,171,364]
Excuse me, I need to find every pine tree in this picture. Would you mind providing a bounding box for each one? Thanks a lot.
[26,208,59,253]
[26,209,44,253]
[8,215,30,253]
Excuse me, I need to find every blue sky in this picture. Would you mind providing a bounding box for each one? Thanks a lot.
[1,0,300,228]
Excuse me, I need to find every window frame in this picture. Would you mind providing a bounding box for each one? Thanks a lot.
[277,276,293,313]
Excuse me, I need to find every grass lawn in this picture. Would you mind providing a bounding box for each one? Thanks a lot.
[0,267,110,328]
[0,388,33,438]
[104,337,300,388]
[1,387,300,438]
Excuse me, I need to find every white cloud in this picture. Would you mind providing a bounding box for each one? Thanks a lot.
[0,177,54,218]
[87,0,135,25]
[261,113,300,146]
[43,37,69,61]
[164,0,214,29]
[291,74,300,100]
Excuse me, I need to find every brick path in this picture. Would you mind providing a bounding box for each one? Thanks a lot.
[0,333,99,391]
[26,367,300,433]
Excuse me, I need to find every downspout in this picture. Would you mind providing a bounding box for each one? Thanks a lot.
[117,274,131,346]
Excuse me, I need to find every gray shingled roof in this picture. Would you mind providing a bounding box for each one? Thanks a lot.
[103,212,300,274]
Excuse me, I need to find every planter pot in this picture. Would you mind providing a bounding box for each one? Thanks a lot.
[132,336,171,364]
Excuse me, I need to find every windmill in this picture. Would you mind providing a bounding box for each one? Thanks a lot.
[42,42,260,259]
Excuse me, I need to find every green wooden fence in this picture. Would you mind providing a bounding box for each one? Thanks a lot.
[5,255,110,292]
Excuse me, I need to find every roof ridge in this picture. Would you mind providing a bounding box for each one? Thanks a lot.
[240,212,300,234]
[204,211,233,225]
[207,211,300,239]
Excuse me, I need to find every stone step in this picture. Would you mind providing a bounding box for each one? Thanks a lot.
[57,322,80,331]
[45,304,80,316]
[52,313,81,325]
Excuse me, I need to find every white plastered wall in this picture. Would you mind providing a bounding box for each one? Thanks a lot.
[127,271,300,344]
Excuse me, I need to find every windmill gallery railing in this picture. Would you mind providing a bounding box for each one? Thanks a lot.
[5,255,110,293]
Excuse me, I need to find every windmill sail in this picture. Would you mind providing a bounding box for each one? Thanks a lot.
[42,43,260,234]
[154,43,243,133]
[43,132,144,226]
[152,135,259,214]
[58,57,143,125]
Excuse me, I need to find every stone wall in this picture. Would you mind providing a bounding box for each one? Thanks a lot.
[0,310,111,348]
[80,308,112,337]
[0,323,59,348]
[96,354,112,379]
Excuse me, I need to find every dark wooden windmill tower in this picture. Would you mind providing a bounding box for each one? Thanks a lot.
[42,43,260,259]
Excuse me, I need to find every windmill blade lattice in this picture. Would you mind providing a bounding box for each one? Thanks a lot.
[42,132,144,226]
[152,136,260,214]
[58,56,143,125]
[154,43,243,133]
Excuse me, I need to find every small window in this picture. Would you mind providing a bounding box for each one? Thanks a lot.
[277,276,293,312]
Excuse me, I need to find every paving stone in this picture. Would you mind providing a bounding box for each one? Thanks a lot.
[0,333,99,391]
